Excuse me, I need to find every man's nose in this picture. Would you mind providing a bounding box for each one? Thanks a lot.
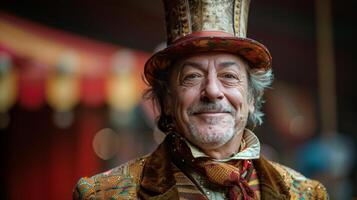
[201,75,224,102]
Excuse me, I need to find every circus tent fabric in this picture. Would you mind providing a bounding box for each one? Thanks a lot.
[0,12,157,200]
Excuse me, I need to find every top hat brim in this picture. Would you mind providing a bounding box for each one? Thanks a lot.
[144,35,272,85]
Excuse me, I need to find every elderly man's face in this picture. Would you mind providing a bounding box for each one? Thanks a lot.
[167,53,254,150]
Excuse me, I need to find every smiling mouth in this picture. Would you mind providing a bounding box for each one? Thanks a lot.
[193,111,230,116]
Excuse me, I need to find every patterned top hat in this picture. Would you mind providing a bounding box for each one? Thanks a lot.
[144,0,272,85]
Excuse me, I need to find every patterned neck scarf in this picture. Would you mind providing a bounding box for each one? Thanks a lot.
[166,133,258,200]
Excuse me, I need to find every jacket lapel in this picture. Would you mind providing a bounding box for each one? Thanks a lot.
[138,139,206,200]
[138,140,179,200]
[254,157,291,200]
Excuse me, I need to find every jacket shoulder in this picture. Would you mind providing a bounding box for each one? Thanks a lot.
[268,161,329,199]
[73,156,147,200]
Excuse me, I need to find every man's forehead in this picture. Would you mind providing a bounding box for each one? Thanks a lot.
[173,52,248,70]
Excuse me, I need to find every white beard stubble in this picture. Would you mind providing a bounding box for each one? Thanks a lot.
[188,115,236,147]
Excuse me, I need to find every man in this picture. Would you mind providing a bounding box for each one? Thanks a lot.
[74,0,328,199]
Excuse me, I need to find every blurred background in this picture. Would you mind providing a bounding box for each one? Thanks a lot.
[0,0,356,199]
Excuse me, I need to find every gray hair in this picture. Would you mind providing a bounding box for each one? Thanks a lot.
[246,68,274,127]
[144,64,273,131]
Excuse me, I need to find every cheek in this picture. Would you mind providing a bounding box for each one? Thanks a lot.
[173,87,198,120]
[226,89,245,109]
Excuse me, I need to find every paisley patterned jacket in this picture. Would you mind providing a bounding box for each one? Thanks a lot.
[73,141,328,200]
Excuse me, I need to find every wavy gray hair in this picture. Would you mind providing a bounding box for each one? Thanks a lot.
[144,60,273,132]
[246,68,273,127]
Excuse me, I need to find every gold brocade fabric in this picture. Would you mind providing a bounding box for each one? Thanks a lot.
[164,0,251,43]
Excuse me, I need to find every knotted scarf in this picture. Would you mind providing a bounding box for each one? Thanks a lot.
[166,133,258,200]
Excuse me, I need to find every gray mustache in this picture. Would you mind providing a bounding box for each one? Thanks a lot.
[187,102,235,115]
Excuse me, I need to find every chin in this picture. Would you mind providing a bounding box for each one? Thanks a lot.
[188,124,235,149]
[195,140,227,150]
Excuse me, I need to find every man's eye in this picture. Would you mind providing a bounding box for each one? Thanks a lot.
[181,73,202,85]
[223,74,237,79]
[183,73,201,80]
[220,73,239,80]
[219,73,241,84]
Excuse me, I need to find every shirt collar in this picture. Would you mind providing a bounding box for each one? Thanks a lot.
[185,128,261,162]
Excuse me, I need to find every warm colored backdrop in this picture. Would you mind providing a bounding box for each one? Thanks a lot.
[0,0,356,199]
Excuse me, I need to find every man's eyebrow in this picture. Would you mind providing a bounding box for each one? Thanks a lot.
[218,61,239,68]
[179,61,240,69]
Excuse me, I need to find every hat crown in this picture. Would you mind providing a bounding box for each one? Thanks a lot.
[163,0,251,44]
